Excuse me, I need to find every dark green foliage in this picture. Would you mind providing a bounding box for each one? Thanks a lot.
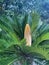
[0,11,49,65]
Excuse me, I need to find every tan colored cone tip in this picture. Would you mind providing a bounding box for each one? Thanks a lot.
[24,24,31,46]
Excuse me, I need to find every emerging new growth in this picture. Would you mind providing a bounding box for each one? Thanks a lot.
[24,24,31,46]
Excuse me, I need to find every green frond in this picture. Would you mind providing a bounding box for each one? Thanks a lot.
[0,11,49,65]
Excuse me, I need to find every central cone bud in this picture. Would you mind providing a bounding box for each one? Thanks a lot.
[24,24,31,46]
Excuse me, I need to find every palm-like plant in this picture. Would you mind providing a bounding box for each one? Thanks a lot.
[0,11,49,65]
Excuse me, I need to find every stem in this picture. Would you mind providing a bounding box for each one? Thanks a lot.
[20,58,33,65]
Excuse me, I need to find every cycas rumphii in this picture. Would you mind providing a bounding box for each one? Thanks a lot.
[0,12,49,65]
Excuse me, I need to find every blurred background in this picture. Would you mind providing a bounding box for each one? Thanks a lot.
[0,0,49,22]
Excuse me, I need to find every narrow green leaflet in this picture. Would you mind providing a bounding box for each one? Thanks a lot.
[31,11,40,32]
[0,54,17,65]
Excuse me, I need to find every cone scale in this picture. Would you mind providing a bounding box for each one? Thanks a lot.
[24,24,31,46]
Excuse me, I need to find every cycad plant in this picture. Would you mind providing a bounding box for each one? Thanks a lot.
[0,11,49,65]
